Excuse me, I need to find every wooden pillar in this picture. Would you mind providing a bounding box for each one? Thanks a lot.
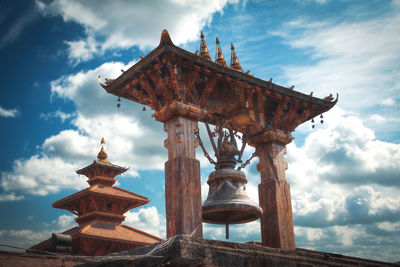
[163,115,203,238]
[250,132,295,249]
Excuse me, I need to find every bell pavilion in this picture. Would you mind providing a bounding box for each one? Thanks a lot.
[99,30,337,249]
[29,139,162,256]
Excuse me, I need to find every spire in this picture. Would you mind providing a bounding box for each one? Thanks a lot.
[215,37,227,67]
[230,43,242,71]
[199,32,211,60]
[97,138,110,164]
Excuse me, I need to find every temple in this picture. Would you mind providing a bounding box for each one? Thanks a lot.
[99,30,337,250]
[29,139,162,256]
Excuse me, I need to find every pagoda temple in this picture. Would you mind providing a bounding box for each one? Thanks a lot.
[29,139,162,256]
[99,30,337,250]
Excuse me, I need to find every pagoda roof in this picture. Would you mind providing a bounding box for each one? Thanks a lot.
[102,30,335,106]
[77,223,162,244]
[28,224,162,253]
[100,30,337,141]
[52,184,149,210]
[76,160,129,176]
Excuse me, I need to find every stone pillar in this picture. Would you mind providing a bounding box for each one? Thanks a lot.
[155,102,204,239]
[250,131,295,249]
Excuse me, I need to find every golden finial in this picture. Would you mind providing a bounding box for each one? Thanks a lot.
[230,43,242,71]
[97,138,110,164]
[199,32,211,60]
[215,37,227,67]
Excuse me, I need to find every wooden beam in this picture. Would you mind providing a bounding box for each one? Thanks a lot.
[149,71,173,103]
[167,64,180,99]
[183,67,199,103]
[200,75,219,108]
[139,76,161,110]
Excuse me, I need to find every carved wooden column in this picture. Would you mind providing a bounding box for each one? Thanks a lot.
[250,131,295,249]
[154,102,203,239]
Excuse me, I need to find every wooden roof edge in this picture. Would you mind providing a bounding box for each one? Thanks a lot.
[121,224,163,241]
[76,161,129,175]
[52,188,89,208]
[100,30,338,110]
[52,186,147,208]
[113,186,150,203]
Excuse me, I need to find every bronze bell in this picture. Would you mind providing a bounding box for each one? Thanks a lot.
[203,168,262,225]
[195,124,262,238]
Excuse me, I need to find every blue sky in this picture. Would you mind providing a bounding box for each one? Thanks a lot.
[1,0,399,262]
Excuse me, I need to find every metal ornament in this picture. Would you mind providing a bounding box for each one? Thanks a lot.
[195,123,262,239]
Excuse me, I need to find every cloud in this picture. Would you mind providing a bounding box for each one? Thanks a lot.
[295,224,400,262]
[381,97,396,106]
[124,206,165,238]
[0,193,24,202]
[0,3,38,49]
[0,60,169,198]
[40,110,75,123]
[268,4,400,142]
[0,155,85,196]
[0,214,76,251]
[287,110,400,226]
[0,106,19,118]
[37,0,239,63]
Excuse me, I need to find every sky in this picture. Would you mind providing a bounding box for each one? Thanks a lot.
[0,0,399,262]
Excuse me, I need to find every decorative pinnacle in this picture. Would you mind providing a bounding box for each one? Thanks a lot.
[215,37,228,67]
[97,138,110,164]
[199,32,211,60]
[230,43,242,71]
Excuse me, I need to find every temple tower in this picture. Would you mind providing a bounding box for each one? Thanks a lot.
[48,139,162,255]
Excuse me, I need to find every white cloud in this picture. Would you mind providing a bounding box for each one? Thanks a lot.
[0,155,85,197]
[288,110,400,218]
[40,110,75,123]
[0,106,19,118]
[124,206,165,238]
[0,214,76,251]
[381,97,396,106]
[0,4,38,49]
[270,6,400,139]
[53,214,76,230]
[37,0,239,63]
[0,193,24,202]
[8,229,49,242]
[0,60,170,198]
[370,114,386,123]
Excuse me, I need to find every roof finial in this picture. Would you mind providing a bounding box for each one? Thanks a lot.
[199,32,211,60]
[215,37,228,67]
[97,138,110,164]
[230,43,242,71]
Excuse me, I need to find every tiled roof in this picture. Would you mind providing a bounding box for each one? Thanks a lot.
[52,185,149,209]
[79,223,162,244]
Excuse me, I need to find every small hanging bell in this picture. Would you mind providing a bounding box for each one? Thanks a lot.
[311,118,315,123]
[320,114,324,119]
[142,106,146,111]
